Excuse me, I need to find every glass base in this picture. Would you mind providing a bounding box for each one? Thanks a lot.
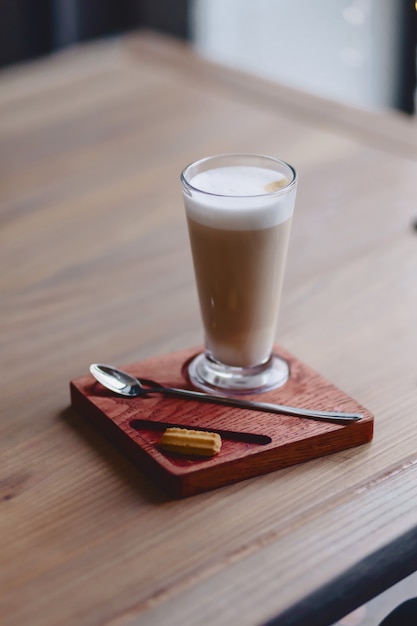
[188,352,290,395]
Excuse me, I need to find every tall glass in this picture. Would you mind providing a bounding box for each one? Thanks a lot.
[181,154,297,394]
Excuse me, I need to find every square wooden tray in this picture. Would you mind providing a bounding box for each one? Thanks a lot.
[70,346,374,497]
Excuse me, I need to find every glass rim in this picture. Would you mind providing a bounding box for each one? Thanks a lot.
[180,153,297,199]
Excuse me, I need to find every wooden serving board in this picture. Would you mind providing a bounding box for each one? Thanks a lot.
[70,346,374,497]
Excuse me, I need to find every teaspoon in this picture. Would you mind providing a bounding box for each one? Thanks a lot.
[89,363,363,423]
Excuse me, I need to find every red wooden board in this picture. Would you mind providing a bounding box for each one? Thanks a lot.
[70,346,374,497]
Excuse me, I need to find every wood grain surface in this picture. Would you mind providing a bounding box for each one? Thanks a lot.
[1,31,417,626]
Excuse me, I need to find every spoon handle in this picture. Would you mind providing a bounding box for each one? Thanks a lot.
[159,386,362,423]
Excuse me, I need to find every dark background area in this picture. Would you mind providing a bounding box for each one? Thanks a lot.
[0,0,415,114]
[397,0,417,114]
[0,0,188,65]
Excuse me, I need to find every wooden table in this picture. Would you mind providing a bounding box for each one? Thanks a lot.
[2,32,417,626]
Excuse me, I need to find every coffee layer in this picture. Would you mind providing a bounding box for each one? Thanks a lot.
[187,216,292,367]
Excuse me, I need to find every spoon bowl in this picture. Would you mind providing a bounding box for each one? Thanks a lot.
[89,364,144,397]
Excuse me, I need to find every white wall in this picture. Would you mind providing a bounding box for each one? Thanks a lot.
[191,0,403,111]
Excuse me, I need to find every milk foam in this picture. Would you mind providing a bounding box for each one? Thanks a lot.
[191,166,284,195]
[184,166,295,230]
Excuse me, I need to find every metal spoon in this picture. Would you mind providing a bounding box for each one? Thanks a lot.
[89,363,363,423]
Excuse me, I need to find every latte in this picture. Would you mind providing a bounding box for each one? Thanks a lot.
[183,165,295,368]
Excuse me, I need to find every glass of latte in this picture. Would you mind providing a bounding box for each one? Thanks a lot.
[181,154,297,394]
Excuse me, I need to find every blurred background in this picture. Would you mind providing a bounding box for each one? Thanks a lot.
[0,0,416,114]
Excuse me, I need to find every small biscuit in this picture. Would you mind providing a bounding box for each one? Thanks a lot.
[160,427,222,457]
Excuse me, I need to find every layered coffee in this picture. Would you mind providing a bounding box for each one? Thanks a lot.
[184,165,295,368]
